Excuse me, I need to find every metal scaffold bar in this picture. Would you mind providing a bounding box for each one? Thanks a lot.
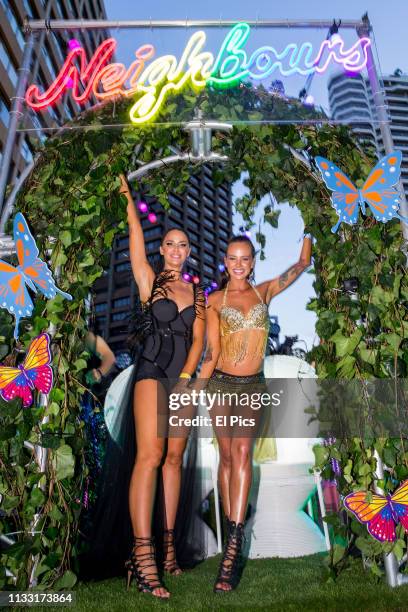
[25,18,366,31]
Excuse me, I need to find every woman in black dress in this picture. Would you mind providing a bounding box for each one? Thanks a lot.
[80,176,206,597]
[119,175,205,598]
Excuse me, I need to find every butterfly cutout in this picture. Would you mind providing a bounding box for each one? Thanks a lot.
[315,151,408,233]
[0,212,72,339]
[344,480,408,542]
[0,333,53,407]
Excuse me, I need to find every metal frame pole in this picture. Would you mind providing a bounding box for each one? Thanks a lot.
[0,32,36,215]
[357,14,408,586]
[29,372,53,587]
[313,469,331,551]
[373,450,406,587]
[25,18,365,31]
[357,14,408,250]
[0,158,37,234]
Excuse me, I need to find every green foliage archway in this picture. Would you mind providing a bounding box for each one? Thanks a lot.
[0,84,407,588]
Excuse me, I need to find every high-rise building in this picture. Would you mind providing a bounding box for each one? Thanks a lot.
[328,72,377,149]
[93,167,233,365]
[0,0,108,184]
[328,69,408,197]
[378,72,408,195]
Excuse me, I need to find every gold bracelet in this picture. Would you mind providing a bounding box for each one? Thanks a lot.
[179,372,192,380]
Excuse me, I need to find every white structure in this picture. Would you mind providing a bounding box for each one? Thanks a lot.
[328,70,408,198]
[248,355,327,559]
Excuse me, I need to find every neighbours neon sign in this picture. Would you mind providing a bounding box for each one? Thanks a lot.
[25,22,371,125]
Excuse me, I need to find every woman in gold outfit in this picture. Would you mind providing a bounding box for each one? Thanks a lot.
[199,233,312,593]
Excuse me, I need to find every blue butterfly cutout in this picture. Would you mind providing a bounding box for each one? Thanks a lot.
[0,212,72,339]
[315,151,408,233]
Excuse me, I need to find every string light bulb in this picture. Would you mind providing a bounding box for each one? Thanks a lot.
[68,39,81,51]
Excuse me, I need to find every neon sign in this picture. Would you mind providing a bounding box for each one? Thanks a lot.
[25,22,371,125]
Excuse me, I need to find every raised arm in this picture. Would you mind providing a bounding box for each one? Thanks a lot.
[258,235,312,305]
[119,174,155,302]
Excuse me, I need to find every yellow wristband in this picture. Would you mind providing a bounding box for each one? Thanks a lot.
[179,372,192,380]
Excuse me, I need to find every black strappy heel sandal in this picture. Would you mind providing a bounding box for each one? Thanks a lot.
[214,521,245,593]
[125,536,169,598]
[163,529,182,576]
[225,516,233,540]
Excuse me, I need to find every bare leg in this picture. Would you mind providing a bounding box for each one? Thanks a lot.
[161,437,187,574]
[217,437,232,519]
[213,437,254,593]
[229,396,264,524]
[214,393,263,592]
[229,438,255,524]
[128,379,169,599]
[211,396,233,519]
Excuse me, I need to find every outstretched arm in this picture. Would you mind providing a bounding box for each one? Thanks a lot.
[119,174,155,302]
[258,235,312,305]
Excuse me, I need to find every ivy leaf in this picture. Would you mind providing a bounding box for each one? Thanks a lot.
[79,252,95,267]
[370,285,394,307]
[0,424,16,440]
[74,214,94,229]
[332,544,346,566]
[330,329,362,358]
[358,463,372,476]
[385,332,402,351]
[357,342,376,366]
[335,355,356,377]
[30,487,45,507]
[54,570,77,591]
[50,388,65,402]
[355,535,381,556]
[104,228,116,247]
[393,539,406,561]
[312,444,329,468]
[73,358,87,372]
[264,208,281,228]
[59,231,72,247]
[53,251,67,267]
[1,495,20,511]
[51,444,75,481]
[49,505,64,521]
[255,232,266,249]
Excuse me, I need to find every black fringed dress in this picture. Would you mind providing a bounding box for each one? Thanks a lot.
[78,271,207,580]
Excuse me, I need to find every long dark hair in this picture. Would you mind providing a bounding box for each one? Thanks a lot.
[219,235,256,289]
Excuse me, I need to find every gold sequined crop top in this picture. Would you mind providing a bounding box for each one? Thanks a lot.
[220,283,269,364]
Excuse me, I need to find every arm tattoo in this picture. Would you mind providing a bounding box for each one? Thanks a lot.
[203,344,213,363]
[278,262,304,289]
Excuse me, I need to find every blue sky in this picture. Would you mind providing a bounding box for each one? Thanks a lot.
[102,0,407,350]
